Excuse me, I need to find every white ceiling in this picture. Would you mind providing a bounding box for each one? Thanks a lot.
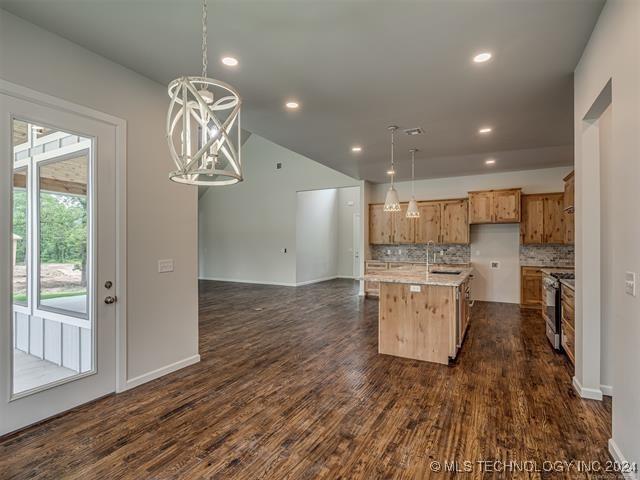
[1,0,604,183]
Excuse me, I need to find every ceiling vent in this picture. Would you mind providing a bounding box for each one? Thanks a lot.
[403,127,424,136]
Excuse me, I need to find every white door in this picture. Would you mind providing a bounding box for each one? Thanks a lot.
[1,90,118,435]
[353,213,361,277]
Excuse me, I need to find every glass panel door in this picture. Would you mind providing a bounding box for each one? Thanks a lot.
[10,119,95,396]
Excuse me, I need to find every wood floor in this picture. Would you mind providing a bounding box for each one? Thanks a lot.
[0,279,616,479]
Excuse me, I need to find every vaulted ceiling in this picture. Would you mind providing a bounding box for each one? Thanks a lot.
[1,0,604,182]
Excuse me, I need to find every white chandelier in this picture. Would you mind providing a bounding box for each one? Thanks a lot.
[166,0,242,186]
[406,148,420,218]
[383,126,401,212]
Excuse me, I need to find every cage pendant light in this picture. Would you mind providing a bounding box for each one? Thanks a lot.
[166,0,242,186]
[406,149,420,218]
[383,126,401,212]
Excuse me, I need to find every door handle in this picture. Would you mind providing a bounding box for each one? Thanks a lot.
[104,296,117,305]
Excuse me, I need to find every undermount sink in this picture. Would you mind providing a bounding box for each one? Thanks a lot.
[430,270,462,275]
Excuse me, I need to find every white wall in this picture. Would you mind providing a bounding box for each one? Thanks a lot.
[296,189,338,284]
[0,12,199,384]
[599,105,614,392]
[337,186,361,278]
[370,166,573,304]
[573,0,639,468]
[470,225,520,303]
[199,134,359,286]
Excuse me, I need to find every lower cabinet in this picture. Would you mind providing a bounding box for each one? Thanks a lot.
[561,285,575,366]
[520,266,542,308]
[364,260,387,296]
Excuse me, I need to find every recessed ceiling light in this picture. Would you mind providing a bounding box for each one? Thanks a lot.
[479,127,493,134]
[221,56,238,67]
[473,52,492,63]
[351,146,362,152]
[485,158,496,165]
[285,101,299,109]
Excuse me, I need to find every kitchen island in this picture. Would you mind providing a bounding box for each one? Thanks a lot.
[364,266,473,365]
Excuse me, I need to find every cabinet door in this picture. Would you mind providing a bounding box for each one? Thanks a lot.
[414,201,440,243]
[469,192,493,224]
[520,267,542,307]
[543,194,565,244]
[520,195,544,244]
[564,211,574,244]
[441,199,469,244]
[563,172,574,211]
[494,189,521,222]
[369,204,392,244]
[392,203,415,244]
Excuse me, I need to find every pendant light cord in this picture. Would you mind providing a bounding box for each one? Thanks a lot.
[390,127,395,187]
[202,0,208,79]
[411,150,415,196]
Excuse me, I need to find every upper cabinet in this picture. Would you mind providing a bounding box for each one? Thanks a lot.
[415,201,441,244]
[393,204,415,244]
[563,171,575,245]
[520,193,565,244]
[369,204,393,244]
[441,199,469,244]
[369,199,469,245]
[563,171,575,213]
[469,188,521,224]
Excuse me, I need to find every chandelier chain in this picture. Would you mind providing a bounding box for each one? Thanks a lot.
[202,0,208,79]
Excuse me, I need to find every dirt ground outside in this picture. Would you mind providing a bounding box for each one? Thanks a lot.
[13,263,85,295]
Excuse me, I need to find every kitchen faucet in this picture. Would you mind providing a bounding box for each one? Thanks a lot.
[426,240,435,279]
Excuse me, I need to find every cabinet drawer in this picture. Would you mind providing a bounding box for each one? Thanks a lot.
[388,262,413,271]
[365,261,387,271]
[412,263,427,272]
[365,280,380,297]
[561,285,574,305]
[561,299,574,329]
[561,320,575,365]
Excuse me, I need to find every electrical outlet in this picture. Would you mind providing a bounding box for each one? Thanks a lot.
[490,261,500,269]
[409,285,421,293]
[386,249,392,255]
[158,259,174,273]
[625,272,637,297]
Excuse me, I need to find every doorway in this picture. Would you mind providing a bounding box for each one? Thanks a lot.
[1,84,124,435]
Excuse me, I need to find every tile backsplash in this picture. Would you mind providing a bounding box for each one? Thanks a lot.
[519,244,575,267]
[370,244,471,264]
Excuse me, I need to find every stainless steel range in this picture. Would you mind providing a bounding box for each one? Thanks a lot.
[542,271,575,350]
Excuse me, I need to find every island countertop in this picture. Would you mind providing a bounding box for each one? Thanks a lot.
[364,266,473,287]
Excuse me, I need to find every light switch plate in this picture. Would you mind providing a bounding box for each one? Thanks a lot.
[625,271,636,297]
[409,285,421,293]
[158,259,174,273]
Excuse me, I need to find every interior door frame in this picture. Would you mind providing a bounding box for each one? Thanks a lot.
[0,79,128,395]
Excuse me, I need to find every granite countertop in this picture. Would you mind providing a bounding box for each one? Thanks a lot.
[540,267,575,276]
[364,266,473,287]
[560,278,575,290]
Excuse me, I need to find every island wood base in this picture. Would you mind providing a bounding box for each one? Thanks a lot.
[378,282,456,365]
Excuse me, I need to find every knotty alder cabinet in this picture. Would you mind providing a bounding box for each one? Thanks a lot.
[468,188,521,224]
[520,193,566,244]
[563,171,575,245]
[369,199,469,245]
[520,266,543,308]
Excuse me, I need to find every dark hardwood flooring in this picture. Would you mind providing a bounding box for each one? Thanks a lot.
[0,279,616,479]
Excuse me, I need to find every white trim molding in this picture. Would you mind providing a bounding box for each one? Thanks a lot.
[608,438,639,480]
[198,276,358,287]
[572,376,603,401]
[600,384,613,397]
[123,355,201,391]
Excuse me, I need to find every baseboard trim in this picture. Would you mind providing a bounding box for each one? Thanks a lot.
[572,376,604,400]
[295,276,339,286]
[121,354,201,391]
[600,384,613,397]
[199,276,297,287]
[609,438,638,480]
[199,276,356,287]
